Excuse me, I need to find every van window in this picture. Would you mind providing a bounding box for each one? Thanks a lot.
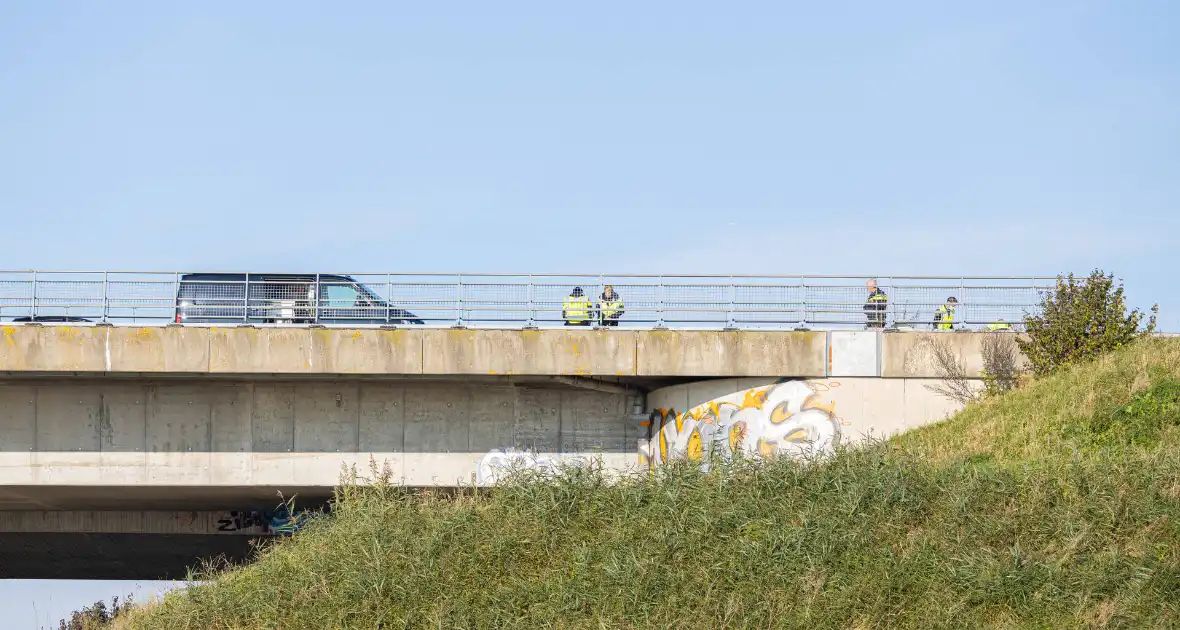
[322,283,363,307]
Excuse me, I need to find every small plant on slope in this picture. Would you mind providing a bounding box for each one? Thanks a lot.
[980,331,1021,396]
[919,333,1022,404]
[55,596,134,629]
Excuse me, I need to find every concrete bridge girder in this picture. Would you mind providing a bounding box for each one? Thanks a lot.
[0,377,641,509]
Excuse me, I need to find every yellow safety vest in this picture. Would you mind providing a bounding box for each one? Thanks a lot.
[600,299,623,319]
[866,291,887,324]
[563,296,591,323]
[935,305,955,330]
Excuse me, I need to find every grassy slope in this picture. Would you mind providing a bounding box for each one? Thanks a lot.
[120,340,1180,630]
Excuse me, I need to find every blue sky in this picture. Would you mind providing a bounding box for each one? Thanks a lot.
[1,0,1177,624]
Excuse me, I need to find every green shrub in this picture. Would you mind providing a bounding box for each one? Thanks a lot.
[1019,269,1157,376]
[55,596,133,629]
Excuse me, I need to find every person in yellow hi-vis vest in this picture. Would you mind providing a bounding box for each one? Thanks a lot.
[933,296,957,330]
[562,287,592,326]
[987,319,1012,332]
[595,285,625,327]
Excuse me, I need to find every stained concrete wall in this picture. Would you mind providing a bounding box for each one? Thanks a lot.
[0,325,1023,378]
[0,325,829,376]
[881,331,1028,378]
[0,379,635,503]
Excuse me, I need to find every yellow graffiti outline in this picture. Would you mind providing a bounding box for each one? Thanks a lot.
[767,402,789,425]
[656,408,675,463]
[659,427,668,463]
[783,428,809,443]
[686,427,703,462]
[740,387,769,410]
[757,438,776,458]
[728,421,746,453]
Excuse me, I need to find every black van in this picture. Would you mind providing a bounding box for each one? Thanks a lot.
[174,273,423,325]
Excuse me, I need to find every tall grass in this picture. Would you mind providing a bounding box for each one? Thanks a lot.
[118,340,1180,629]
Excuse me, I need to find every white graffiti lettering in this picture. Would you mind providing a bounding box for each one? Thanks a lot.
[477,448,588,485]
[641,380,843,469]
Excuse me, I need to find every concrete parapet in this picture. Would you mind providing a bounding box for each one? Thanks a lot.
[881,331,1027,378]
[209,328,425,374]
[0,325,106,371]
[0,326,829,377]
[109,326,211,372]
[635,330,827,377]
[0,324,1024,378]
[420,329,637,375]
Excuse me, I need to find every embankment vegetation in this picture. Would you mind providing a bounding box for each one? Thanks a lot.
[98,337,1180,629]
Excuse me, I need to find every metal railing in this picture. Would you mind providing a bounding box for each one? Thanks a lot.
[0,271,1059,331]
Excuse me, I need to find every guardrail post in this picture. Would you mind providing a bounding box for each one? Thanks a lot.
[799,275,808,329]
[243,273,250,323]
[596,274,604,329]
[526,275,536,328]
[726,278,736,330]
[313,273,321,324]
[103,271,111,323]
[30,270,37,318]
[455,274,464,327]
[798,276,807,329]
[655,276,666,329]
[959,276,966,329]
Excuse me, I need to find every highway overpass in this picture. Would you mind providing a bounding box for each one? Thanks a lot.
[0,322,1013,578]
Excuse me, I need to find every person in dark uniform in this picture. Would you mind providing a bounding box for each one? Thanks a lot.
[864,279,888,329]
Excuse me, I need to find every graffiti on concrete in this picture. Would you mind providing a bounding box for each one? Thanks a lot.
[477,448,587,485]
[216,511,270,533]
[640,380,844,470]
[215,506,318,536]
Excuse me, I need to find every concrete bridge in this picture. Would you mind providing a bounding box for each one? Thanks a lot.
[0,324,1004,578]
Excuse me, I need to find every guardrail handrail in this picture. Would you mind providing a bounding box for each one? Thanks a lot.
[0,270,1063,331]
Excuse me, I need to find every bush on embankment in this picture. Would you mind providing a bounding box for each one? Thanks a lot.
[114,339,1180,630]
